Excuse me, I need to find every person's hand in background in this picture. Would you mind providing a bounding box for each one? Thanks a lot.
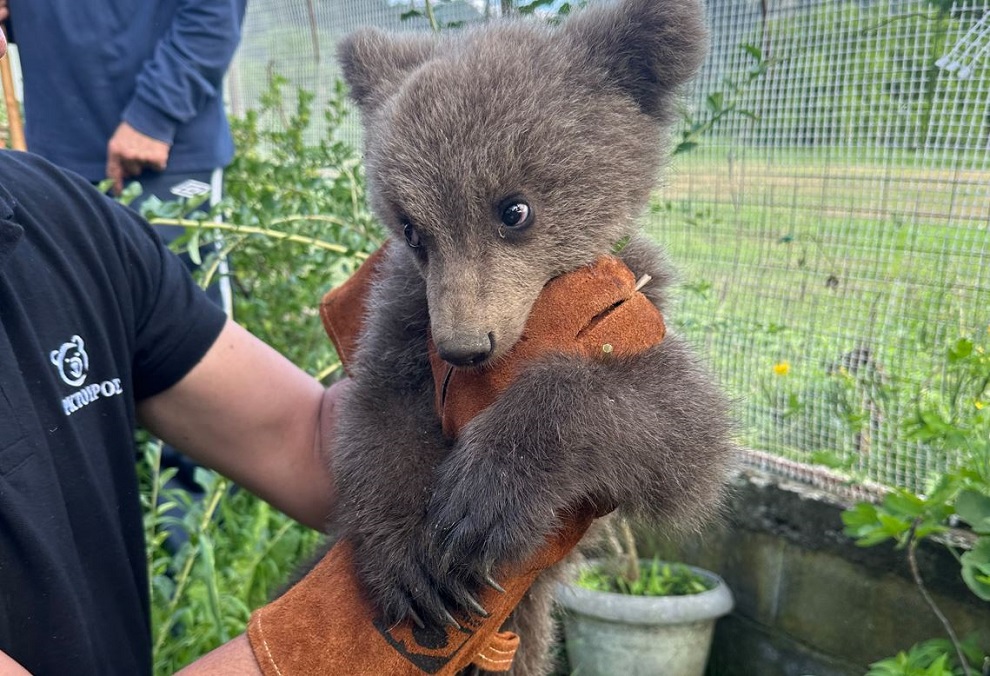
[0,0,8,23]
[106,121,171,193]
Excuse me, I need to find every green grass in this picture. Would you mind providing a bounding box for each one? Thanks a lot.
[649,150,990,490]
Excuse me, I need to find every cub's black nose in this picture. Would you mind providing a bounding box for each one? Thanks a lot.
[438,333,495,367]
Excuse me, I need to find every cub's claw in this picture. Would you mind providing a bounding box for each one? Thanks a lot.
[406,605,425,630]
[483,572,505,594]
[463,592,489,618]
[441,608,462,630]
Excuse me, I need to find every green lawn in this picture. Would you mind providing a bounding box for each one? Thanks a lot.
[648,148,990,490]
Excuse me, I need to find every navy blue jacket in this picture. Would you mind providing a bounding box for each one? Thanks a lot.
[9,0,246,181]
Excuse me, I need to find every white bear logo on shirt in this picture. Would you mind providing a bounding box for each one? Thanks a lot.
[50,335,89,387]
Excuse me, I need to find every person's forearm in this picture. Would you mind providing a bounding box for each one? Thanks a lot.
[0,649,32,676]
[138,320,339,531]
[174,634,261,675]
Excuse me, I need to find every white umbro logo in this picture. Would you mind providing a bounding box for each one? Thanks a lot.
[169,179,212,200]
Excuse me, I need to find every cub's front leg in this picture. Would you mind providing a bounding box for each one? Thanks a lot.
[426,332,736,590]
[330,246,456,627]
[332,378,453,626]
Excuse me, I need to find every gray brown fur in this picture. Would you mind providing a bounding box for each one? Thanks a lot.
[329,1,735,673]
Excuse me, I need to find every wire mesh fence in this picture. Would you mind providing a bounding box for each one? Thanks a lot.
[230,0,990,495]
[669,0,990,495]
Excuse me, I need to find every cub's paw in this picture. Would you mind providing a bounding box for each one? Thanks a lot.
[425,455,555,601]
[353,531,477,630]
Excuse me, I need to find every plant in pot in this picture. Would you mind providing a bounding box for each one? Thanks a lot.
[556,518,733,676]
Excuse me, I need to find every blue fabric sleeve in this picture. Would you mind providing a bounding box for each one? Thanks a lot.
[123,0,246,145]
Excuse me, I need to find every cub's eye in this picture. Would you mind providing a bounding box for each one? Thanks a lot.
[500,200,533,229]
[403,222,422,249]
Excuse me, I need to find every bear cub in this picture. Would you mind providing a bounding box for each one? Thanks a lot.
[330,0,735,673]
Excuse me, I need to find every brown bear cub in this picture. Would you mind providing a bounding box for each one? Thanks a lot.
[330,0,735,673]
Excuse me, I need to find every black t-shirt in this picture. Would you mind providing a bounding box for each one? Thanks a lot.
[0,151,227,674]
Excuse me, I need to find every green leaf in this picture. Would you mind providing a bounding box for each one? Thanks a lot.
[706,92,725,113]
[809,450,855,470]
[197,537,230,644]
[576,559,713,597]
[186,228,202,266]
[611,236,632,254]
[399,9,423,21]
[672,141,699,155]
[948,338,974,363]
[912,522,948,541]
[960,537,990,601]
[867,639,959,676]
[118,180,144,207]
[922,654,951,676]
[955,490,990,534]
[842,502,879,531]
[884,489,926,518]
[182,193,211,217]
[518,0,556,15]
[843,503,897,546]
[741,43,763,62]
[876,512,911,539]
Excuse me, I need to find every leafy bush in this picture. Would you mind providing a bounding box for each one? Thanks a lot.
[843,333,990,675]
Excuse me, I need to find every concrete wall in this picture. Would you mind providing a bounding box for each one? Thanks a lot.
[639,470,990,675]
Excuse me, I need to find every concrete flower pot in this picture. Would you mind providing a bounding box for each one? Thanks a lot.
[556,562,734,676]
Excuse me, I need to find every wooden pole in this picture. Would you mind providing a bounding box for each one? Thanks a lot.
[0,27,25,151]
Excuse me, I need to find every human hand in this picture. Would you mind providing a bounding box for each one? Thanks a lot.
[106,122,171,194]
[0,0,8,24]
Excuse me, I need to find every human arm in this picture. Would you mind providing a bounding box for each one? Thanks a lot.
[3,636,258,675]
[137,320,339,672]
[173,635,261,675]
[137,318,343,531]
[0,649,31,676]
[107,0,245,189]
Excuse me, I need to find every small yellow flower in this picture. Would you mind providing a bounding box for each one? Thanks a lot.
[976,400,985,410]
[773,361,790,376]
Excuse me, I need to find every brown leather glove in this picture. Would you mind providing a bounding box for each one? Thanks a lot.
[247,243,665,675]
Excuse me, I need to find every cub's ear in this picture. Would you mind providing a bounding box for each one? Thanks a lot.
[337,28,436,115]
[564,0,709,120]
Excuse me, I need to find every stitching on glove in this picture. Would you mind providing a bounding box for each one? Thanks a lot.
[254,613,284,676]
